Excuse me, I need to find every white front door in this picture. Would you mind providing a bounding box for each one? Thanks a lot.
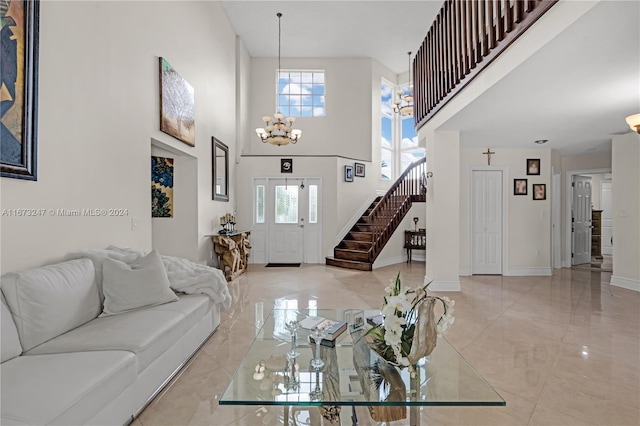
[269,179,304,264]
[601,181,613,255]
[572,175,592,265]
[262,178,323,264]
[471,170,502,274]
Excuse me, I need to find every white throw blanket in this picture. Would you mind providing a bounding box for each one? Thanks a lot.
[64,246,231,309]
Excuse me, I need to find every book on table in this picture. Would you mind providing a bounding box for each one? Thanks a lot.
[300,316,347,347]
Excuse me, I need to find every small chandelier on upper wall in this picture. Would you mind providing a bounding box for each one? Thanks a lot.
[393,51,414,117]
[255,13,302,146]
[626,113,640,134]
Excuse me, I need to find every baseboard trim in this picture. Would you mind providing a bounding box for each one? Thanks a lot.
[610,275,640,292]
[424,276,461,292]
[459,266,471,276]
[506,267,552,276]
[373,256,405,269]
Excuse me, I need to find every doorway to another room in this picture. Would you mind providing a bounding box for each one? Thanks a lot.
[567,169,612,272]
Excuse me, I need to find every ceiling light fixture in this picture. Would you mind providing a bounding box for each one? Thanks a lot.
[625,113,640,134]
[534,139,548,144]
[255,12,302,146]
[393,51,414,117]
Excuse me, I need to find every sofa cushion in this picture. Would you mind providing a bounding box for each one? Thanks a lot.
[1,294,22,362]
[0,350,136,425]
[0,259,101,351]
[26,294,210,372]
[101,250,178,316]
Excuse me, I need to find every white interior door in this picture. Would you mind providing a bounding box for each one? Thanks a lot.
[601,181,613,255]
[471,170,502,274]
[572,175,592,265]
[268,179,303,264]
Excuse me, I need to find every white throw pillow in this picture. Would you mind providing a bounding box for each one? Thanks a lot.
[1,259,101,351]
[1,294,23,362]
[101,250,178,315]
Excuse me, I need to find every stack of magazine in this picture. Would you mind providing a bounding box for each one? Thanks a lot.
[300,316,347,347]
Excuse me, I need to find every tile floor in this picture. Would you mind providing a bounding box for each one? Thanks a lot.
[135,263,640,425]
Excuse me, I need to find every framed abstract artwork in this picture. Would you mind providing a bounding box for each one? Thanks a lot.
[1,0,39,180]
[355,162,365,177]
[151,156,174,217]
[159,57,195,146]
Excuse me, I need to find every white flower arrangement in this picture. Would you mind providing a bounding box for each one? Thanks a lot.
[364,273,455,368]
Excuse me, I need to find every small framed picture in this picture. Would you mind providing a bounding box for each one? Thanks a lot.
[344,165,354,182]
[514,178,528,195]
[527,159,540,175]
[355,162,365,177]
[281,158,293,173]
[533,184,546,200]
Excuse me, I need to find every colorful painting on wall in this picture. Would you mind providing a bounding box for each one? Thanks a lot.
[159,57,195,147]
[151,156,174,218]
[1,0,39,180]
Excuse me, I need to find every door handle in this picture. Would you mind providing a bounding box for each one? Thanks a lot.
[300,225,304,228]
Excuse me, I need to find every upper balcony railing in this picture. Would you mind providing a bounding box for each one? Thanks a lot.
[414,0,558,129]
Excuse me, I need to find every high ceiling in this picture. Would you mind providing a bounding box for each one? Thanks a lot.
[221,1,639,157]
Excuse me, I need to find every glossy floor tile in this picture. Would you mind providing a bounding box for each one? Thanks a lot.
[136,263,640,426]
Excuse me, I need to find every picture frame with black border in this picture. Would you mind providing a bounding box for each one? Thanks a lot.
[533,183,546,200]
[281,158,293,173]
[354,162,365,177]
[514,178,528,195]
[344,165,354,182]
[527,158,540,175]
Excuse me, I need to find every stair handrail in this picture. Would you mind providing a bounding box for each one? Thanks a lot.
[367,158,426,260]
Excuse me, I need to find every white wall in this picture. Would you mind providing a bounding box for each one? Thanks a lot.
[611,132,640,291]
[374,203,426,268]
[245,58,373,160]
[0,1,239,272]
[460,148,552,275]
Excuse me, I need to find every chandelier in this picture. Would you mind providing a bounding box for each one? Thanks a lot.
[255,13,302,146]
[626,113,640,134]
[393,51,414,117]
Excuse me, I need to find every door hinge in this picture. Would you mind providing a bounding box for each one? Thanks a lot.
[571,253,574,258]
[572,182,575,187]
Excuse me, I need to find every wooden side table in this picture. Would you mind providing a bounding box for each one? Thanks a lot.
[404,230,426,263]
[211,231,251,281]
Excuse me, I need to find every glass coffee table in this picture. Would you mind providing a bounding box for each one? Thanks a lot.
[220,309,504,425]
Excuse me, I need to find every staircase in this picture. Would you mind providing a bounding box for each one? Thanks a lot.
[326,158,427,271]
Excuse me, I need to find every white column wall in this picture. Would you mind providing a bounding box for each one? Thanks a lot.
[611,132,640,291]
[424,131,461,291]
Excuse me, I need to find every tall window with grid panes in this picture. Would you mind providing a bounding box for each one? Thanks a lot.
[381,80,425,180]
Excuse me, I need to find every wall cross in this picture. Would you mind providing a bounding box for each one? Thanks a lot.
[483,148,495,165]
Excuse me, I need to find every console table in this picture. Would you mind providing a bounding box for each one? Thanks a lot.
[210,231,251,281]
[404,230,426,263]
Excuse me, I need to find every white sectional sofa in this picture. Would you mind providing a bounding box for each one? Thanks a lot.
[1,248,230,425]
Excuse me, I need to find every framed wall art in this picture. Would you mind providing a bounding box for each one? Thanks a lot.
[1,0,39,180]
[514,178,527,195]
[159,57,195,146]
[344,165,354,182]
[355,162,365,177]
[527,158,540,175]
[151,156,174,217]
[281,158,292,173]
[533,184,546,200]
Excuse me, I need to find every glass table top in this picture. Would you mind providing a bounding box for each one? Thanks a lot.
[220,309,505,408]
